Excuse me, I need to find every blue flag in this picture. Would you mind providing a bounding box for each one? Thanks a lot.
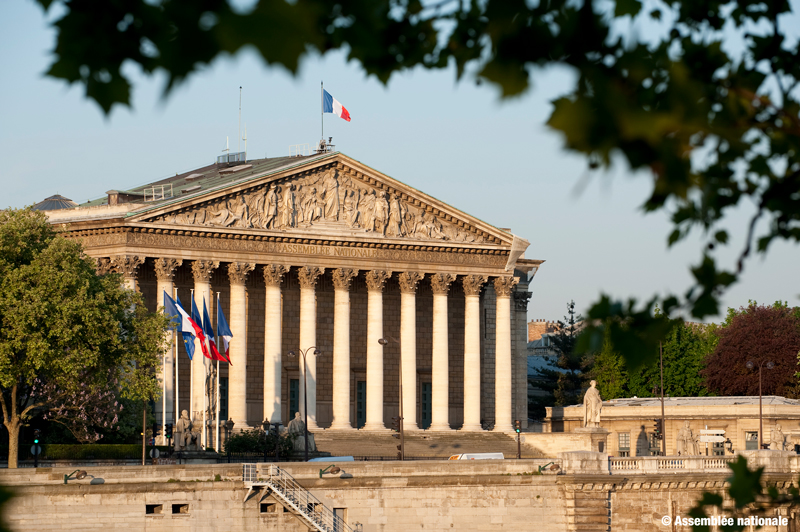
[216,301,233,365]
[173,294,197,361]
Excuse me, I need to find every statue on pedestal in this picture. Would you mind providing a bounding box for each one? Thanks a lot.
[287,412,316,452]
[770,424,786,450]
[676,421,699,456]
[174,409,201,451]
[583,380,602,428]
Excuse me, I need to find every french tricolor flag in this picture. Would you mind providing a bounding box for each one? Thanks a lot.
[323,89,351,122]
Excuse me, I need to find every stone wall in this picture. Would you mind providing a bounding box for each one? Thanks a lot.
[3,455,799,532]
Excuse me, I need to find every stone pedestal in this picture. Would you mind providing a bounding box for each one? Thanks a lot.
[573,427,611,454]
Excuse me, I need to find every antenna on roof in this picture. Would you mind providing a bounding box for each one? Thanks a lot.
[242,125,247,161]
[238,86,242,154]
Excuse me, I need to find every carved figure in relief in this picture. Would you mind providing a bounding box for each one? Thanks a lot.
[229,196,249,227]
[281,184,296,228]
[402,205,416,236]
[676,421,699,455]
[373,191,389,235]
[245,188,266,228]
[387,194,403,236]
[301,187,323,223]
[207,200,234,226]
[264,185,279,229]
[321,172,340,221]
[343,189,359,228]
[360,190,376,231]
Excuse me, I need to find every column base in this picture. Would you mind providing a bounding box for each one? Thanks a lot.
[306,420,320,431]
[492,425,513,433]
[459,423,483,432]
[361,423,390,432]
[327,422,356,431]
[427,423,453,432]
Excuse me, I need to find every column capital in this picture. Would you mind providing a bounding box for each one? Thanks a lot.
[365,270,391,292]
[332,268,358,291]
[514,291,532,310]
[298,266,324,289]
[430,273,456,295]
[95,257,114,275]
[112,255,145,279]
[398,272,424,294]
[262,264,287,287]
[228,262,255,285]
[493,276,519,298]
[192,260,220,283]
[154,258,183,282]
[462,274,488,297]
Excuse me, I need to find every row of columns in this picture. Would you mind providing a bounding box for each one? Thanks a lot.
[109,255,520,433]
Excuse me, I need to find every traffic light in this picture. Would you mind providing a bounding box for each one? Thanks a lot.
[33,429,41,444]
[152,423,162,439]
[165,423,173,440]
[391,416,401,437]
[653,419,663,440]
[514,420,521,434]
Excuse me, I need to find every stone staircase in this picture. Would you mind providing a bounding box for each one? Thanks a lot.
[313,430,545,459]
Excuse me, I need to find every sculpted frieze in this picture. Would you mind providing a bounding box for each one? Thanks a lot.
[145,167,486,243]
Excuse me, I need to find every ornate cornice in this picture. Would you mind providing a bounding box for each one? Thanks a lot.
[493,276,519,298]
[262,264,287,287]
[228,262,255,285]
[154,257,183,282]
[332,268,358,291]
[298,266,324,289]
[398,272,424,294]
[462,274,488,297]
[191,260,219,283]
[430,273,456,295]
[111,255,145,279]
[365,270,391,292]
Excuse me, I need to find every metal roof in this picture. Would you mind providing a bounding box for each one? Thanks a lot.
[32,195,78,211]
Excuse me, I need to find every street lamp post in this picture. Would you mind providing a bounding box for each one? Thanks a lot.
[261,419,270,462]
[224,418,234,463]
[379,337,404,460]
[746,359,774,450]
[289,346,320,461]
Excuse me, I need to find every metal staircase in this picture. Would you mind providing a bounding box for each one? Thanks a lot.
[243,464,352,532]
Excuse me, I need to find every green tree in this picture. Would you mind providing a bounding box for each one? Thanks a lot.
[0,208,168,468]
[590,334,629,400]
[31,1,800,369]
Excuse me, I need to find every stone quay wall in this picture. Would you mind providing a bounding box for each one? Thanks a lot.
[2,453,798,531]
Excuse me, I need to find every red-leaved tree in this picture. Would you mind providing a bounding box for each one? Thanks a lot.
[703,303,800,398]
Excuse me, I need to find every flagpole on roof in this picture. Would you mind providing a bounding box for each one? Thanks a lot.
[321,81,324,143]
[203,296,208,450]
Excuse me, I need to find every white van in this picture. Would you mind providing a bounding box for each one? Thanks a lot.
[448,453,504,460]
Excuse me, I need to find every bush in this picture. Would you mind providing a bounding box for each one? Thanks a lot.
[225,429,295,457]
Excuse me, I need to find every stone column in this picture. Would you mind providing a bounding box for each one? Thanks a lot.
[493,276,518,432]
[298,266,324,430]
[398,272,423,431]
[191,260,219,423]
[112,255,144,291]
[228,262,254,428]
[263,265,286,426]
[154,258,182,444]
[513,290,532,429]
[330,268,357,430]
[430,273,456,431]
[364,270,391,431]
[462,274,487,432]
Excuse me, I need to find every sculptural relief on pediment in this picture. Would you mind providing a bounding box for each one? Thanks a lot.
[146,167,487,243]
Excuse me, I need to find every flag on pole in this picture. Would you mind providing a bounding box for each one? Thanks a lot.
[202,298,223,362]
[191,297,210,359]
[323,89,351,122]
[216,302,233,365]
[164,292,199,360]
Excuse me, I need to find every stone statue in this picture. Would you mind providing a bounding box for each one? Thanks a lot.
[387,194,403,236]
[582,380,602,428]
[281,184,296,228]
[174,409,200,451]
[373,191,389,235]
[322,172,340,220]
[264,185,279,229]
[676,421,699,456]
[770,424,786,450]
[343,189,359,227]
[287,412,316,452]
[360,190,376,231]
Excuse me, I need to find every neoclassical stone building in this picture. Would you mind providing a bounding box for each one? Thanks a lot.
[44,152,541,436]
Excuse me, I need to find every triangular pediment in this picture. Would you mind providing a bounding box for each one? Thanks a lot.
[130,154,511,247]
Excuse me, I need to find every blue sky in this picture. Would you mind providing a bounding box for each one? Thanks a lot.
[1,1,797,323]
